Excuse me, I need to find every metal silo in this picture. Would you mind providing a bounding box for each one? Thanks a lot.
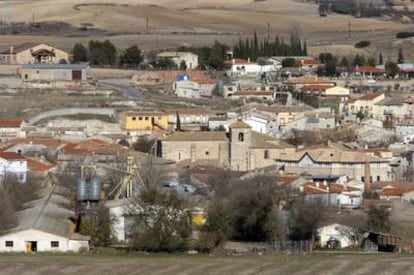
[89,177,102,201]
[76,178,88,201]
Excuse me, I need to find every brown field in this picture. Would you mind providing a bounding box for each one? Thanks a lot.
[0,0,412,60]
[0,252,413,275]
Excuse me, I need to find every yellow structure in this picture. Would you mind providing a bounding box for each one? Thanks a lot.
[120,111,169,131]
[340,93,385,118]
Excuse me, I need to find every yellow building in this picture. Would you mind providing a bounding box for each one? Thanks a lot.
[120,111,169,131]
[340,93,385,118]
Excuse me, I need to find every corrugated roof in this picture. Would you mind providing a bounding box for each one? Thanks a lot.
[163,131,227,142]
[2,185,89,240]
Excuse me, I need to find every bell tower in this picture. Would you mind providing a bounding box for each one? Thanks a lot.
[229,120,251,171]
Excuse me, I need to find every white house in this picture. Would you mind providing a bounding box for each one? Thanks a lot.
[0,119,25,141]
[173,79,217,99]
[317,223,357,248]
[157,51,198,69]
[224,59,276,76]
[0,152,28,183]
[244,111,278,136]
[0,187,90,252]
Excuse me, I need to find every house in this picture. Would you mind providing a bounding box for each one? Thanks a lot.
[352,66,385,79]
[317,223,358,248]
[379,182,414,201]
[164,108,217,131]
[0,151,28,183]
[255,105,309,131]
[21,64,91,82]
[373,97,414,122]
[0,42,71,65]
[0,119,24,141]
[244,110,278,136]
[0,186,90,252]
[395,119,414,142]
[226,91,275,101]
[157,51,198,69]
[305,113,336,130]
[276,146,391,184]
[173,78,217,98]
[340,93,385,118]
[283,76,336,89]
[160,120,295,171]
[224,58,275,76]
[120,111,169,133]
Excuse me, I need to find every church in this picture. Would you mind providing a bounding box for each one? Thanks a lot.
[159,120,294,171]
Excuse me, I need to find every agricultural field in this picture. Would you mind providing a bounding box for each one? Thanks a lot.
[0,252,413,275]
[0,0,413,60]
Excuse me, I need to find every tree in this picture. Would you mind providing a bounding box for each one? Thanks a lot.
[289,197,327,244]
[282,57,296,68]
[176,112,181,131]
[120,45,143,67]
[72,43,88,63]
[378,52,383,65]
[398,48,404,64]
[367,206,391,233]
[356,110,365,121]
[353,54,366,66]
[179,60,187,70]
[88,40,117,66]
[79,204,112,246]
[367,57,376,67]
[132,137,155,153]
[385,61,399,77]
[129,187,192,252]
[340,56,350,68]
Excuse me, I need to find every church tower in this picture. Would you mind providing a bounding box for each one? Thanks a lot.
[229,120,251,171]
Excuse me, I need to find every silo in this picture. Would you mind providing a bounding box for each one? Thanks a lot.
[89,177,102,201]
[76,178,88,201]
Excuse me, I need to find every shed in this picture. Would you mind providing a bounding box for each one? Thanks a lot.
[21,64,91,82]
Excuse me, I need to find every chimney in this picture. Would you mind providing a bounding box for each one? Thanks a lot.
[364,161,372,192]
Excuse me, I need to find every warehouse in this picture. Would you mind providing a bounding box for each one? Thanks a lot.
[21,64,91,82]
[0,186,90,253]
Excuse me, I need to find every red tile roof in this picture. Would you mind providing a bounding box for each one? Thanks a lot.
[233,91,273,96]
[0,119,23,127]
[303,182,360,194]
[224,58,252,65]
[0,151,26,160]
[301,85,331,91]
[381,186,414,196]
[27,157,54,172]
[353,66,385,73]
[303,59,319,65]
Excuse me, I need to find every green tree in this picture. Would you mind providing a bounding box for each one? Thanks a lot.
[385,61,399,77]
[340,56,350,67]
[367,57,376,67]
[176,112,181,131]
[120,45,143,67]
[88,40,117,66]
[398,48,404,64]
[79,204,112,246]
[356,110,365,120]
[179,60,187,70]
[367,206,391,233]
[353,54,366,67]
[378,52,383,65]
[282,57,296,67]
[72,43,88,63]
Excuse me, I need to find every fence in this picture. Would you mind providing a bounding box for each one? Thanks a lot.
[272,240,312,254]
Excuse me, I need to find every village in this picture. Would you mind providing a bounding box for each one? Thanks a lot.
[0,38,414,257]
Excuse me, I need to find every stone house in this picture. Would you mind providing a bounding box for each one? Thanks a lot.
[0,43,70,65]
[157,51,198,69]
[21,64,90,82]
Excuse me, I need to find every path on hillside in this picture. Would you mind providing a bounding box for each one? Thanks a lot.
[99,79,143,99]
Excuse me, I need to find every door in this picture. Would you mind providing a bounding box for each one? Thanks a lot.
[72,70,82,80]
[26,241,37,253]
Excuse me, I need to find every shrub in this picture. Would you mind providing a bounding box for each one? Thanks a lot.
[354,40,371,48]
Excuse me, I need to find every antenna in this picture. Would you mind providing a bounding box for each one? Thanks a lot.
[3,0,11,26]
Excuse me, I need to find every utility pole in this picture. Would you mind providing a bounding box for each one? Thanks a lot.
[146,16,149,32]
[348,21,351,38]
[267,23,270,40]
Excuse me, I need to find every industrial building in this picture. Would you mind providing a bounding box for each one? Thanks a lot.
[0,185,90,253]
[21,64,91,82]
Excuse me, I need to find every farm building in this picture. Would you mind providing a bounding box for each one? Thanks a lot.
[0,43,70,65]
[21,64,91,82]
[0,186,90,253]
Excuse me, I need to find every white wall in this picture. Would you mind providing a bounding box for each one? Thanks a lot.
[0,158,27,183]
[0,229,88,252]
[317,224,354,248]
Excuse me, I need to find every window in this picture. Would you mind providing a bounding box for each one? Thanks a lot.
[264,150,269,159]
[138,117,143,120]
[5,241,13,247]
[132,117,136,121]
[51,241,59,248]
[238,132,244,142]
[377,176,381,181]
[205,151,209,156]
[145,117,149,121]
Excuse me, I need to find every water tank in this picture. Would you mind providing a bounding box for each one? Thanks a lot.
[76,178,88,201]
[89,177,102,201]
